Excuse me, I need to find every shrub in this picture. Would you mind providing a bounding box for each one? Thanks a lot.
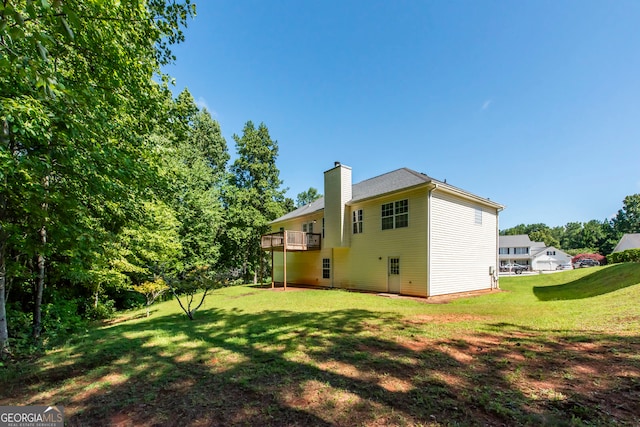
[41,297,86,344]
[607,249,640,264]
[84,299,116,320]
[571,253,606,265]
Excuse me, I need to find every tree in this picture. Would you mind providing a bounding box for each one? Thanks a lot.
[296,187,322,207]
[0,0,194,355]
[223,121,286,282]
[165,266,225,320]
[529,230,560,248]
[133,278,169,318]
[613,194,640,235]
[156,90,229,272]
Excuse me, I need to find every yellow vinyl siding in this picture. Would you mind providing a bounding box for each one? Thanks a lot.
[346,187,429,296]
[269,213,330,288]
[267,181,500,298]
[429,191,498,296]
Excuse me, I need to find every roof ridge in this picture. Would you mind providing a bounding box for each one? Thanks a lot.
[353,168,406,186]
[402,167,434,182]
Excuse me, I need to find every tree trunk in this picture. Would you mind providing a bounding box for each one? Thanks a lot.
[0,241,9,358]
[1,116,10,356]
[33,229,46,341]
[33,173,49,342]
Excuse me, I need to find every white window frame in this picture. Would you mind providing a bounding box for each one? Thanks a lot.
[475,208,482,225]
[322,258,330,279]
[381,199,409,230]
[352,209,363,234]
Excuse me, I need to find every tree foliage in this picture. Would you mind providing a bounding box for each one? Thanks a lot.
[223,121,287,282]
[612,194,640,235]
[0,0,195,356]
[501,194,640,256]
[296,187,322,207]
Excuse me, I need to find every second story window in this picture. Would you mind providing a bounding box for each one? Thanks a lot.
[514,247,529,255]
[475,208,483,225]
[382,199,408,230]
[499,248,510,254]
[352,209,363,234]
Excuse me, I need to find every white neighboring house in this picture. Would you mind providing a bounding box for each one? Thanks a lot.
[499,235,572,271]
[612,233,640,252]
[531,246,572,271]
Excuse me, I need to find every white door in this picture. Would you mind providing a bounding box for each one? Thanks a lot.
[388,257,401,293]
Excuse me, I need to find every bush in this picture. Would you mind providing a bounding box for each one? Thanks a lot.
[6,295,88,355]
[41,297,86,344]
[84,299,116,320]
[571,253,606,265]
[607,249,640,264]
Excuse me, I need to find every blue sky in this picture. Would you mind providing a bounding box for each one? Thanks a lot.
[163,0,640,230]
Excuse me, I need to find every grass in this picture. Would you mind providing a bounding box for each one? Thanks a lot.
[2,264,640,426]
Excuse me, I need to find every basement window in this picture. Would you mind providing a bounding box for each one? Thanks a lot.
[322,258,330,279]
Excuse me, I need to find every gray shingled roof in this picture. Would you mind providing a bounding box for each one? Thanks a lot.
[499,234,532,247]
[274,167,499,223]
[351,168,432,202]
[613,233,640,252]
[276,197,325,222]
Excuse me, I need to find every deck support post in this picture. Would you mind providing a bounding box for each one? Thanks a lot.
[283,231,287,291]
[271,249,274,288]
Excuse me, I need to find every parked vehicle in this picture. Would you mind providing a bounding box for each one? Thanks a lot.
[577,259,600,268]
[500,263,528,274]
[556,263,573,270]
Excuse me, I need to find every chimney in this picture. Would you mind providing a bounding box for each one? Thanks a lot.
[323,162,352,248]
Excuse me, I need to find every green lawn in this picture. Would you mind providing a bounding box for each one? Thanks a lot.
[2,264,639,426]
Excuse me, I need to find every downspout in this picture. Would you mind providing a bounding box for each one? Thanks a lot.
[494,206,504,289]
[427,183,438,297]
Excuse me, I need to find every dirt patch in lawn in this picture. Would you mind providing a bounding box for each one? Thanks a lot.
[2,314,638,426]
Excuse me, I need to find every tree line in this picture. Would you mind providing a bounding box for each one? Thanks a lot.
[1,1,295,358]
[500,194,640,256]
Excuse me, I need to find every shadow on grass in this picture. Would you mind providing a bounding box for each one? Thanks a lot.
[1,306,639,426]
[533,263,640,301]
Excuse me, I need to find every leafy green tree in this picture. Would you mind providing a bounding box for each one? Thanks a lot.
[223,121,286,282]
[165,266,227,320]
[581,220,606,251]
[528,230,559,248]
[613,194,640,235]
[133,278,169,318]
[157,90,229,272]
[0,0,194,355]
[296,187,322,207]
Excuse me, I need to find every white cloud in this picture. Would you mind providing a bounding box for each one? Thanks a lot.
[481,99,492,111]
[195,97,218,117]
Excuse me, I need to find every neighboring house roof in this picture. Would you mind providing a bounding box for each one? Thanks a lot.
[499,234,533,247]
[531,246,570,258]
[275,167,502,223]
[499,234,545,249]
[613,233,640,252]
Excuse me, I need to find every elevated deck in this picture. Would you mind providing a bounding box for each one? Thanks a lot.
[261,230,321,251]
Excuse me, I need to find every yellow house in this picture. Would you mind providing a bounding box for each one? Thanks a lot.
[261,163,504,297]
